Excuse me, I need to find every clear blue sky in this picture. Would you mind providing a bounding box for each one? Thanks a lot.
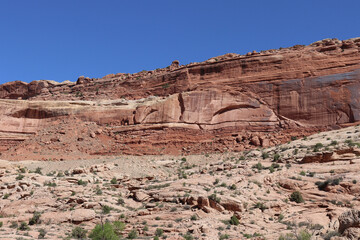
[0,0,359,84]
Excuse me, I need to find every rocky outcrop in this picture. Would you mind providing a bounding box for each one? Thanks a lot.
[0,37,360,158]
[338,210,360,239]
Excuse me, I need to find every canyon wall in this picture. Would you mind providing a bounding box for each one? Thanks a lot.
[1,37,360,159]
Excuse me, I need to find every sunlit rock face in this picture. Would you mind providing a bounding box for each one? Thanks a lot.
[1,37,360,158]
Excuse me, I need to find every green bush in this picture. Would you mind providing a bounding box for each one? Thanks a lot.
[18,222,30,231]
[29,212,41,225]
[229,215,240,225]
[102,205,112,214]
[110,177,117,184]
[262,152,269,159]
[127,229,137,239]
[289,191,304,203]
[89,222,119,240]
[38,228,47,239]
[72,226,87,239]
[155,228,164,237]
[315,178,342,191]
[253,202,268,211]
[35,167,42,174]
[113,221,125,235]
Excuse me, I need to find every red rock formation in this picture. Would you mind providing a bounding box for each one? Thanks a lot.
[0,37,360,159]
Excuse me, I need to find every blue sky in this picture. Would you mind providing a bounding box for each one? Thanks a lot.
[0,0,359,84]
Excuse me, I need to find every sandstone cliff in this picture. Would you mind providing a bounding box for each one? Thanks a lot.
[1,37,360,159]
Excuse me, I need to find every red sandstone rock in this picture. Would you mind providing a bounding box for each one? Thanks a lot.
[0,37,360,158]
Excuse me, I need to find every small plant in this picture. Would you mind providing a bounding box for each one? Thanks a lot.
[208,193,221,203]
[117,197,125,206]
[102,205,112,214]
[273,153,280,161]
[252,162,263,171]
[183,233,194,240]
[38,228,47,239]
[155,228,164,237]
[300,171,306,176]
[190,215,197,221]
[316,178,342,191]
[229,184,237,190]
[18,222,30,231]
[313,143,323,152]
[289,191,304,203]
[253,202,267,211]
[127,229,138,239]
[77,179,87,186]
[3,193,10,199]
[113,221,125,235]
[35,167,42,174]
[29,212,41,225]
[10,221,18,229]
[72,226,87,239]
[262,152,269,159]
[110,177,117,184]
[95,186,102,195]
[89,222,118,240]
[44,181,57,187]
[16,174,25,180]
[229,215,240,225]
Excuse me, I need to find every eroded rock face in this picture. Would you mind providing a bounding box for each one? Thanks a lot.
[0,37,360,158]
[338,210,360,234]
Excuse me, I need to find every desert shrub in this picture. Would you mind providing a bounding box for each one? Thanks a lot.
[95,186,102,195]
[110,177,117,184]
[38,228,47,239]
[183,233,194,240]
[208,193,221,203]
[229,215,240,225]
[229,184,236,190]
[72,226,87,239]
[102,205,112,214]
[10,221,18,228]
[112,221,125,235]
[262,152,269,159]
[290,191,304,203]
[313,143,323,152]
[35,167,42,174]
[315,178,342,191]
[155,228,164,237]
[252,162,263,171]
[29,212,41,225]
[77,179,88,186]
[127,229,137,239]
[16,174,25,180]
[253,202,267,211]
[89,222,119,240]
[18,222,30,231]
[273,153,280,161]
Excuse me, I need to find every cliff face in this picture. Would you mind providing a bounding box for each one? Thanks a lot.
[1,37,360,159]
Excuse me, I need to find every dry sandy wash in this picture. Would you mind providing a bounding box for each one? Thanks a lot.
[1,126,360,239]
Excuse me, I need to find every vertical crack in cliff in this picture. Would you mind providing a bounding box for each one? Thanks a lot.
[348,103,355,123]
[178,93,185,122]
